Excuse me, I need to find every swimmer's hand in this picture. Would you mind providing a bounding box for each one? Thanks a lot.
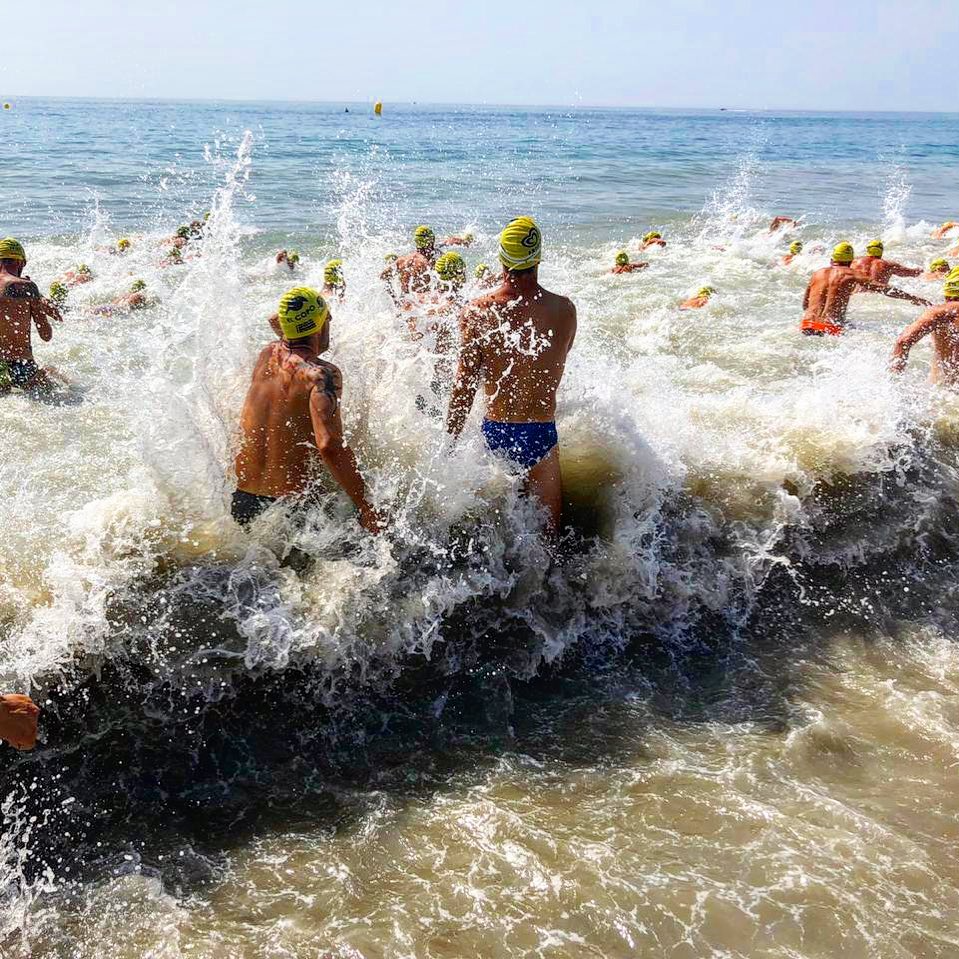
[889,353,907,374]
[0,694,40,751]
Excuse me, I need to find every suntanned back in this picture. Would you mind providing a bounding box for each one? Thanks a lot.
[235,343,339,497]
[0,275,42,361]
[803,266,862,324]
[470,286,576,422]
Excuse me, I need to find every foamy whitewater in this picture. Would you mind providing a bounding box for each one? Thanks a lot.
[2,100,959,957]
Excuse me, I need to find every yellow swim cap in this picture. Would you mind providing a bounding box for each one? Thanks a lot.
[615,251,630,266]
[474,262,490,278]
[76,264,92,276]
[131,279,147,293]
[697,286,715,298]
[117,238,131,252]
[930,258,950,272]
[167,246,182,260]
[789,241,803,255]
[643,231,662,243]
[278,287,330,339]
[384,252,398,262]
[832,242,855,264]
[287,250,300,265]
[463,232,475,244]
[176,226,191,239]
[945,267,959,301]
[0,237,26,262]
[866,239,884,257]
[414,225,435,250]
[324,259,344,287]
[48,281,68,305]
[499,216,542,271]
[435,251,466,282]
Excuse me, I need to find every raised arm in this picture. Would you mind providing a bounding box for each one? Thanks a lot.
[309,382,383,534]
[890,308,949,372]
[890,262,922,278]
[858,279,929,308]
[446,306,484,440]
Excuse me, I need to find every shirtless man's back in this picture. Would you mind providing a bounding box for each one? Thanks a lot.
[0,237,64,393]
[801,242,928,336]
[851,240,921,285]
[891,270,959,385]
[233,287,382,534]
[395,225,437,296]
[447,217,576,535]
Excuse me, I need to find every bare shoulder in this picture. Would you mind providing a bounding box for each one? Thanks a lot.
[0,276,40,299]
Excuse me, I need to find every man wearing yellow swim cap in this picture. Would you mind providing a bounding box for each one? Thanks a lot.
[923,258,951,281]
[680,286,716,310]
[769,216,799,233]
[891,268,959,385]
[641,231,666,251]
[781,241,803,266]
[446,216,577,538]
[442,231,475,248]
[0,237,68,395]
[851,239,922,286]
[233,287,384,534]
[611,250,650,275]
[800,241,929,337]
[323,259,346,299]
[395,226,439,297]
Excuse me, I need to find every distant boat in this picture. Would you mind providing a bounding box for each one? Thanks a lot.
[345,108,350,113]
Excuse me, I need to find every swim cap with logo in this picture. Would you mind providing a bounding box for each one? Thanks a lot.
[131,279,147,293]
[615,251,630,267]
[499,216,542,271]
[866,239,884,257]
[435,251,466,282]
[643,231,662,243]
[945,267,959,301]
[278,287,330,340]
[324,259,344,287]
[117,238,131,252]
[930,258,950,273]
[414,226,435,250]
[0,238,26,262]
[832,242,855,264]
[287,251,300,265]
[789,241,803,255]
[474,263,490,278]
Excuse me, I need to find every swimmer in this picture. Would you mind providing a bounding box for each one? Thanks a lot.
[64,264,93,287]
[323,259,346,299]
[115,238,132,255]
[931,221,959,240]
[287,251,300,269]
[0,694,39,751]
[680,286,715,310]
[0,238,67,396]
[276,250,292,269]
[91,280,152,316]
[473,262,498,289]
[923,258,951,282]
[851,239,921,284]
[781,241,803,266]
[395,226,438,296]
[171,225,192,249]
[947,239,959,259]
[447,216,576,537]
[800,242,929,337]
[233,287,384,534]
[769,216,798,233]
[641,231,666,251]
[48,281,69,309]
[611,251,649,274]
[442,232,475,247]
[890,268,959,385]
[162,246,183,267]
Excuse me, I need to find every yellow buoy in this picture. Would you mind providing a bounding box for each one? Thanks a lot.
[374,101,383,116]
[2,103,10,110]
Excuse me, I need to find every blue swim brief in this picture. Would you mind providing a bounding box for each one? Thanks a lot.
[482,418,558,471]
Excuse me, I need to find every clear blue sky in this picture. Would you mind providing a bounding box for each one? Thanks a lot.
[2,0,952,111]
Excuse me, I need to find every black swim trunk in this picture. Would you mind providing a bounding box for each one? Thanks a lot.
[231,490,278,527]
[0,359,40,388]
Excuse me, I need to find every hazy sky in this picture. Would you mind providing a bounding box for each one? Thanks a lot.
[2,0,953,111]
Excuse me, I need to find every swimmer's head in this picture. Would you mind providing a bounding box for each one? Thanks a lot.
[697,286,716,299]
[435,251,466,284]
[130,279,147,293]
[463,233,475,244]
[414,225,435,250]
[615,251,630,267]
[117,238,131,252]
[789,241,803,255]
[866,239,884,257]
[643,231,662,243]
[203,211,211,222]
[324,259,345,288]
[474,263,490,278]
[76,264,92,276]
[176,226,191,239]
[930,258,950,274]
[945,267,959,301]
[287,250,300,265]
[167,247,182,261]
[499,216,542,272]
[832,241,855,264]
[48,281,68,305]
[0,237,26,264]
[384,252,398,262]
[278,287,330,340]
